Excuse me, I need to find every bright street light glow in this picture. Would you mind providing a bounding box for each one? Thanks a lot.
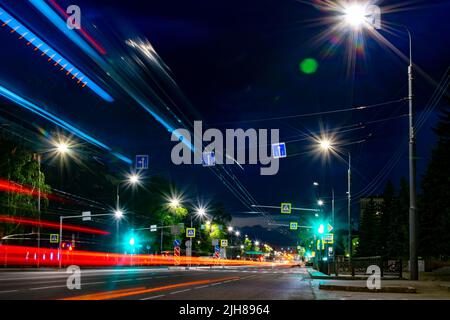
[318,199,324,206]
[227,226,233,232]
[318,224,325,234]
[129,237,135,246]
[313,182,319,186]
[169,197,181,208]
[235,231,240,237]
[343,4,368,28]
[114,209,124,219]
[254,241,260,246]
[196,207,207,217]
[57,142,69,154]
[128,174,140,185]
[319,139,332,151]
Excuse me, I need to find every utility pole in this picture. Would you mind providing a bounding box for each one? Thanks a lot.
[407,29,418,281]
[36,154,41,269]
[348,152,352,263]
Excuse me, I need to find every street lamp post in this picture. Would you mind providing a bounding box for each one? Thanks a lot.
[341,4,417,280]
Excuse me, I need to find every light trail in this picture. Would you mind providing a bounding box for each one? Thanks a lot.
[46,0,107,55]
[0,84,132,164]
[63,276,239,300]
[0,178,66,202]
[0,5,113,102]
[0,245,293,268]
[0,217,110,235]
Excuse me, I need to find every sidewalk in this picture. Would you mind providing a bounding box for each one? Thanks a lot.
[307,268,450,297]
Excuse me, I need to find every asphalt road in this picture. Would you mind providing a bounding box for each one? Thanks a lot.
[0,265,319,300]
[0,266,448,300]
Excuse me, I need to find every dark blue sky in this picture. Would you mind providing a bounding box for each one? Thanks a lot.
[1,0,449,244]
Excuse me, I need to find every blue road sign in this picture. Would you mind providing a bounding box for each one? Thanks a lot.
[272,143,287,159]
[202,151,216,167]
[173,239,181,247]
[215,245,220,252]
[135,155,149,170]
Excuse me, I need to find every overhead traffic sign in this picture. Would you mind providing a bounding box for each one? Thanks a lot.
[272,142,287,159]
[135,155,149,170]
[281,203,292,214]
[186,228,196,238]
[82,211,91,221]
[202,151,216,167]
[289,222,298,230]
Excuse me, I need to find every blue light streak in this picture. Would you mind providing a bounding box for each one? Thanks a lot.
[0,6,114,103]
[0,84,132,164]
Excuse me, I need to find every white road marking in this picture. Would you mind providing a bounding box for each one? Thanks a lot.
[0,290,19,294]
[169,289,191,295]
[140,294,166,300]
[194,285,210,289]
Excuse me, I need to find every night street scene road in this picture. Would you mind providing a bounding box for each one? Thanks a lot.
[0,0,450,312]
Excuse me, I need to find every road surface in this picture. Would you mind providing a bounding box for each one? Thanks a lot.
[0,266,447,300]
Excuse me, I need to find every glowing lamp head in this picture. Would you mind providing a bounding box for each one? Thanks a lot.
[344,4,367,29]
[114,209,124,219]
[169,198,180,208]
[318,200,324,206]
[319,139,332,151]
[196,208,207,217]
[129,237,135,246]
[128,174,140,185]
[235,231,240,237]
[227,226,233,232]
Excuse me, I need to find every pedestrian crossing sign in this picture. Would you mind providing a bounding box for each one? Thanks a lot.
[290,222,298,230]
[281,203,291,214]
[186,228,196,238]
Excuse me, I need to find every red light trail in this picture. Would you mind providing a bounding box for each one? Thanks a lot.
[48,0,107,55]
[0,216,110,235]
[0,245,292,268]
[0,179,67,203]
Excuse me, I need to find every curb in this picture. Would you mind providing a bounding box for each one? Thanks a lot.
[319,282,416,293]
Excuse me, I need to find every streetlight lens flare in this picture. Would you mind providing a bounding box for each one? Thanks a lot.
[319,139,332,151]
[343,4,368,28]
[128,174,140,185]
[114,209,124,219]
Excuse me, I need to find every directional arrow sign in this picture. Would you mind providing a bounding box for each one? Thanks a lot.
[327,223,334,233]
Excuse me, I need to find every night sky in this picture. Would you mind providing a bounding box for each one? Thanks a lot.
[0,0,449,245]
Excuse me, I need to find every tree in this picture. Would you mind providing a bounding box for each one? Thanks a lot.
[357,198,380,256]
[0,137,50,238]
[419,106,450,258]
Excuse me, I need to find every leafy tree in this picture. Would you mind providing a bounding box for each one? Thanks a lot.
[0,137,50,238]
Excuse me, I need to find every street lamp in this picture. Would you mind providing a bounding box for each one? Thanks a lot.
[317,199,324,206]
[227,226,233,232]
[339,2,418,280]
[235,231,240,237]
[318,139,352,262]
[114,209,124,220]
[343,3,368,29]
